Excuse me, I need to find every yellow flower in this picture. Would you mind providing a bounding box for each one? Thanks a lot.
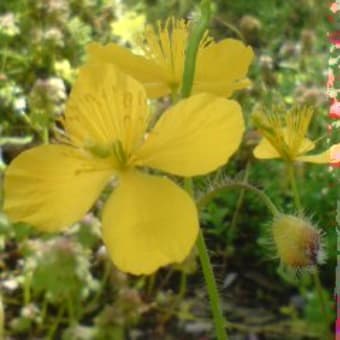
[252,106,334,163]
[3,63,244,275]
[86,17,254,99]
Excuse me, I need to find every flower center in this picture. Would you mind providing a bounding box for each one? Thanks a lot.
[253,106,314,161]
[113,140,128,168]
[85,139,130,170]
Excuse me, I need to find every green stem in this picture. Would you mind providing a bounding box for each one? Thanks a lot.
[313,270,332,339]
[185,178,228,340]
[40,297,48,326]
[178,271,187,301]
[287,163,302,212]
[180,0,212,98]
[228,162,250,244]
[46,305,65,340]
[180,2,227,338]
[23,273,32,305]
[313,271,331,321]
[287,163,331,338]
[41,128,49,144]
[197,181,279,216]
[1,45,8,72]
[67,295,76,324]
[147,273,156,298]
[196,229,227,340]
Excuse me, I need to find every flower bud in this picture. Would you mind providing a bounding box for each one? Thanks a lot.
[239,15,262,45]
[294,85,327,107]
[272,214,323,269]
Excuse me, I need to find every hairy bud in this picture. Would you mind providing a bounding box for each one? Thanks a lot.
[272,214,324,269]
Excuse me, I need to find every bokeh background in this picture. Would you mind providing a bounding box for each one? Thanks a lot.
[0,0,338,338]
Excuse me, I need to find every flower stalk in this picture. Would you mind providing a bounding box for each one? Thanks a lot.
[181,2,228,338]
[287,162,332,339]
[42,128,49,144]
[287,163,302,212]
[180,0,212,98]
[196,229,227,340]
[197,181,279,216]
[185,178,228,340]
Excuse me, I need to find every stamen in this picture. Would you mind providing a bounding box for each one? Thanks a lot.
[284,106,313,157]
[138,17,191,84]
[253,106,315,161]
[113,140,127,166]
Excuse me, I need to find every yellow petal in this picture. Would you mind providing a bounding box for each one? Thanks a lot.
[133,93,244,176]
[296,148,332,164]
[194,39,254,97]
[330,143,340,166]
[64,63,148,156]
[102,171,198,275]
[142,18,189,88]
[86,42,169,98]
[253,138,281,159]
[4,145,113,232]
[297,137,315,155]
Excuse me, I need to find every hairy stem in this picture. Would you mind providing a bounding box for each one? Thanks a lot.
[197,229,227,340]
[228,162,250,244]
[181,2,227,338]
[287,163,302,212]
[197,181,279,216]
[287,162,332,339]
[185,177,228,340]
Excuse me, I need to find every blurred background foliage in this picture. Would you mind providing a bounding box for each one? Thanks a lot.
[0,0,338,338]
